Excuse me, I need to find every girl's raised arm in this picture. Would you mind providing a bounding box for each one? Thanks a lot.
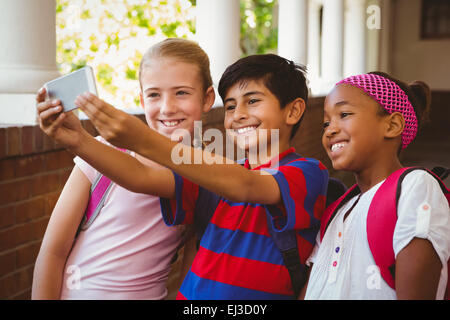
[37,87,176,199]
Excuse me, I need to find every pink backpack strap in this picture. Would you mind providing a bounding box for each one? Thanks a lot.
[77,148,128,234]
[84,175,113,221]
[366,167,410,289]
[320,184,360,241]
[367,166,450,295]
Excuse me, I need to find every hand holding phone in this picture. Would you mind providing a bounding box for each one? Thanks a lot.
[36,86,87,151]
[44,66,98,112]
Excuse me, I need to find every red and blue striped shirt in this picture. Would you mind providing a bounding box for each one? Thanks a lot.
[160,148,328,299]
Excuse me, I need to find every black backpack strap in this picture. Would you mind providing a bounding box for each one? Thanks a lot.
[431,166,450,181]
[395,166,449,206]
[244,152,308,297]
[326,177,348,207]
[266,214,306,298]
[323,185,361,236]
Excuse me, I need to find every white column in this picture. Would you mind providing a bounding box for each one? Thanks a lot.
[307,0,322,95]
[321,0,344,89]
[378,0,392,73]
[366,0,382,72]
[278,0,308,66]
[195,0,240,106]
[0,0,60,124]
[343,0,367,77]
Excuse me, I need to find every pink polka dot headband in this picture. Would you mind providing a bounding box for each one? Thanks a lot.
[336,73,418,149]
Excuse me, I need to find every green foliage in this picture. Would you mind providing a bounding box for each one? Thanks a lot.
[161,22,181,38]
[97,63,117,93]
[55,0,278,108]
[126,68,137,80]
[240,0,278,56]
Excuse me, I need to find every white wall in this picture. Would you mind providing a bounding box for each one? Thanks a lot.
[391,0,450,90]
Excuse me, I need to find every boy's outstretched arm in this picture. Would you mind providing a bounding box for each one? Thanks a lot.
[36,88,175,198]
[76,93,283,205]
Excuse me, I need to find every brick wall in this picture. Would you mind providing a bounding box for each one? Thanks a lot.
[0,119,100,299]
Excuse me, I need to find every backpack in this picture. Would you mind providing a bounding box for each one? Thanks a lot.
[320,166,450,299]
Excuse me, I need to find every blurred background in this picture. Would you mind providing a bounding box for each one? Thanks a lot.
[0,0,449,299]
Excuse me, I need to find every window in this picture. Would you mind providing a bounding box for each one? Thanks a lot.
[421,0,450,39]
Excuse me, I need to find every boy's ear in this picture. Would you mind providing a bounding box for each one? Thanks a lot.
[202,86,215,113]
[285,98,306,126]
[384,112,405,139]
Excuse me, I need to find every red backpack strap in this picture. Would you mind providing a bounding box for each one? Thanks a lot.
[367,166,450,293]
[320,184,360,241]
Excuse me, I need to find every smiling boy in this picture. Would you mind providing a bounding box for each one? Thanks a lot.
[75,54,329,299]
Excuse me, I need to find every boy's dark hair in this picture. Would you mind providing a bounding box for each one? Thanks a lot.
[218,54,309,139]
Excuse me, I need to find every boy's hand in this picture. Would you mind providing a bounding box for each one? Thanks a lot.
[36,87,86,151]
[75,92,148,150]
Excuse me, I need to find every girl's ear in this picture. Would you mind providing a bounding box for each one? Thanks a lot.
[139,92,145,109]
[202,86,215,113]
[285,98,306,126]
[384,112,405,139]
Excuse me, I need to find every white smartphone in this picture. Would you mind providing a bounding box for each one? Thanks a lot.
[44,66,98,112]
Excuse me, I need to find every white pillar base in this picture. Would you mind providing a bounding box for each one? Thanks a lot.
[0,66,60,94]
[0,94,39,125]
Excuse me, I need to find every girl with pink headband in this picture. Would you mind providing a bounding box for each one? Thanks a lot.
[300,72,450,299]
